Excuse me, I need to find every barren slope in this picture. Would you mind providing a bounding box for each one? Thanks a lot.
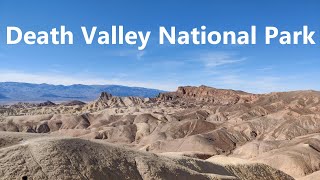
[0,132,292,180]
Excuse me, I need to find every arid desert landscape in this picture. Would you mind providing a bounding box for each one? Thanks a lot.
[1,85,320,179]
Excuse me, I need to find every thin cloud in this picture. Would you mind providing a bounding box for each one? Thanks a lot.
[207,72,309,94]
[136,51,146,60]
[256,66,274,72]
[145,51,245,69]
[198,52,246,68]
[106,49,147,60]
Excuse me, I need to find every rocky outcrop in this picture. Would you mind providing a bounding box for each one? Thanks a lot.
[158,85,259,105]
[38,101,56,107]
[98,92,113,102]
[93,92,148,108]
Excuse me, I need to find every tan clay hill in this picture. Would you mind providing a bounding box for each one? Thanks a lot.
[1,85,320,179]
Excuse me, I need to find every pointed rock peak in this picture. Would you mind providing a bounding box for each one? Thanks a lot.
[98,92,113,102]
[38,101,56,107]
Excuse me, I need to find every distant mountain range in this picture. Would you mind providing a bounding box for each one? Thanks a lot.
[0,82,165,103]
[0,93,8,99]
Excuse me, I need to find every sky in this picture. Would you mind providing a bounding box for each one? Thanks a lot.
[0,0,320,93]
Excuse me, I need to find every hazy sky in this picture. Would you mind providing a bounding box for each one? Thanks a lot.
[0,0,320,92]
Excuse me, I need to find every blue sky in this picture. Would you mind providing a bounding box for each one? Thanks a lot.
[0,0,320,92]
